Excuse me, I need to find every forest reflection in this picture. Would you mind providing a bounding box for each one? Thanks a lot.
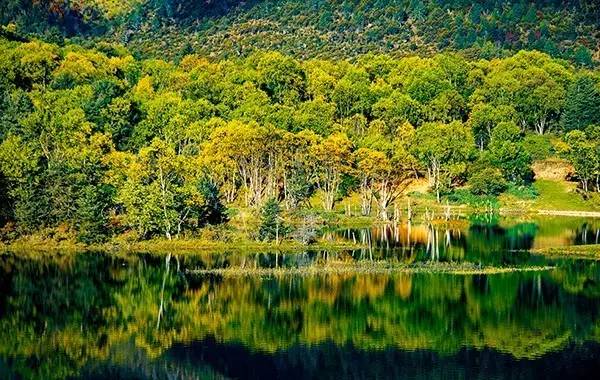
[1,218,600,379]
[334,217,600,266]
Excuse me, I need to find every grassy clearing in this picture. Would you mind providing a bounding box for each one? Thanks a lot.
[499,179,600,214]
[531,180,599,211]
[531,244,600,260]
[187,261,555,277]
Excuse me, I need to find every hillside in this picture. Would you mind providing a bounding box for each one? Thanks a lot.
[1,32,599,242]
[1,1,599,63]
[1,2,599,243]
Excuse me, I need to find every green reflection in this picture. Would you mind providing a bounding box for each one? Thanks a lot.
[1,218,599,379]
[0,248,600,379]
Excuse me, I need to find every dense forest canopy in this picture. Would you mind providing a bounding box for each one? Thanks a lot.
[0,34,599,242]
[1,1,599,63]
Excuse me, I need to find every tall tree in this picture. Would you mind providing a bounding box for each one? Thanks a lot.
[108,139,203,239]
[311,132,353,211]
[355,148,412,220]
[487,122,533,184]
[412,121,474,202]
[564,130,599,193]
[560,75,600,132]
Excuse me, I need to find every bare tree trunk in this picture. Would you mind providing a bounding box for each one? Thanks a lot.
[360,178,372,216]
[158,166,172,240]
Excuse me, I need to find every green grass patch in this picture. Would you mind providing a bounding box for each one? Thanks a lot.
[500,179,600,213]
[531,244,600,260]
[187,261,555,276]
[531,179,599,211]
[445,189,499,209]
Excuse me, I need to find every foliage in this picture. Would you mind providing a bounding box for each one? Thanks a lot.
[75,184,112,243]
[258,198,288,242]
[487,122,533,184]
[196,178,229,227]
[560,74,600,132]
[3,1,599,66]
[563,128,600,193]
[107,138,204,239]
[446,189,499,210]
[523,134,555,161]
[504,184,539,200]
[411,121,474,201]
[468,167,507,196]
[0,36,599,240]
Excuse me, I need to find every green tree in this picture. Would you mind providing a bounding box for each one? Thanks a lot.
[412,121,474,202]
[311,132,354,210]
[488,122,533,184]
[196,178,229,227]
[75,184,113,243]
[254,51,307,104]
[564,130,599,193]
[0,172,11,226]
[355,147,412,220]
[109,139,203,239]
[468,166,507,196]
[560,75,600,132]
[468,103,516,150]
[258,198,287,242]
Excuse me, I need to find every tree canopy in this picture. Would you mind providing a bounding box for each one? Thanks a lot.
[0,36,599,239]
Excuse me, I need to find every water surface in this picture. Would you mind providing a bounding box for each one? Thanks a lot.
[1,217,599,379]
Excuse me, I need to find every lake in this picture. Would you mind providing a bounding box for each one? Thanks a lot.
[1,217,600,379]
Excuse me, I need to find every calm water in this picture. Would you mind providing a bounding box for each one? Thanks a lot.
[1,217,600,379]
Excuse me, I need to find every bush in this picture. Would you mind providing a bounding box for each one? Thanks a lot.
[523,134,554,161]
[505,184,539,200]
[468,167,507,196]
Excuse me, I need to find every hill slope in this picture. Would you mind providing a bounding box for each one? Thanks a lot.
[1,1,599,63]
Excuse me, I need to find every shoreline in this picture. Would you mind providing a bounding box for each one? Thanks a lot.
[534,210,600,218]
[0,238,367,255]
[1,209,598,255]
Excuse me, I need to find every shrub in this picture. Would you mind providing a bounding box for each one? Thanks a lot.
[505,184,539,200]
[468,167,507,196]
[523,134,554,161]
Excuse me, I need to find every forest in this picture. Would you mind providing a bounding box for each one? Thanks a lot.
[1,1,599,63]
[3,3,600,380]
[0,33,599,244]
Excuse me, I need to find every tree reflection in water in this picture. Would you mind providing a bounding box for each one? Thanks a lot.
[0,218,600,379]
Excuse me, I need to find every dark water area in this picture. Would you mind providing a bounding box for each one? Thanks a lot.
[1,217,600,379]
